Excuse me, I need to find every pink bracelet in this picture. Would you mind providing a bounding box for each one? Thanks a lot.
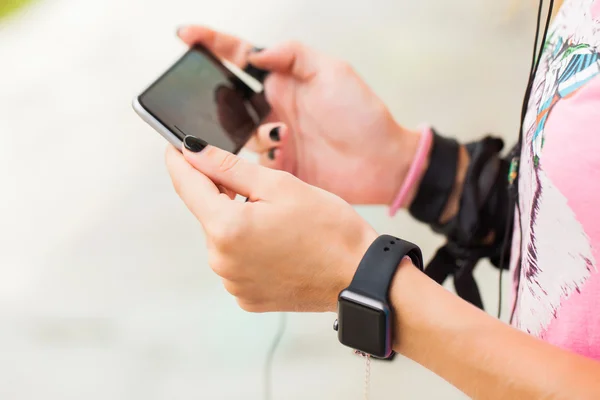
[388,125,433,217]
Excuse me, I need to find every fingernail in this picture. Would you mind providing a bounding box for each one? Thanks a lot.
[184,135,207,153]
[267,148,276,160]
[177,26,187,36]
[269,127,280,142]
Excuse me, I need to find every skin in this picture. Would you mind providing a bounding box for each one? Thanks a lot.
[168,19,600,399]
[178,26,468,216]
[166,144,600,399]
[178,26,423,206]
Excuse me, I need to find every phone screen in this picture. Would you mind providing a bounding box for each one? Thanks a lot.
[139,46,270,153]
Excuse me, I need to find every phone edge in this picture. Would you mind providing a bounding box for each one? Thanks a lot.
[132,97,184,151]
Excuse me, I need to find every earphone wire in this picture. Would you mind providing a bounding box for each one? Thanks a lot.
[497,0,555,319]
[264,313,287,400]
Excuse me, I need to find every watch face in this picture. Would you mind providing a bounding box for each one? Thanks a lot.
[338,294,388,357]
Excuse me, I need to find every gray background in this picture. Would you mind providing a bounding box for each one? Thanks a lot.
[0,0,537,398]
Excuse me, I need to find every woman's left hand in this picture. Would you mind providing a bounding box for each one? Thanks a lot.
[165,141,377,312]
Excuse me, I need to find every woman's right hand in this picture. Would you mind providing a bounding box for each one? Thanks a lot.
[179,26,422,205]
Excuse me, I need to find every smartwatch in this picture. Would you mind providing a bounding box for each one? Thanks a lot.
[333,235,423,358]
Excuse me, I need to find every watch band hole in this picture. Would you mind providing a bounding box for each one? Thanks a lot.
[384,247,390,252]
[395,237,400,240]
[390,241,395,244]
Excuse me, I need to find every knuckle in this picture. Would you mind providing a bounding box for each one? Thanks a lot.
[209,218,245,250]
[210,225,233,249]
[209,254,236,281]
[284,40,303,52]
[265,169,293,190]
[208,252,226,274]
[218,152,241,175]
[263,75,282,105]
[333,60,353,74]
[236,299,266,313]
[222,280,243,297]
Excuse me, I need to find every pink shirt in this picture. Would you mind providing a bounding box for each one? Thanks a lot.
[510,0,600,360]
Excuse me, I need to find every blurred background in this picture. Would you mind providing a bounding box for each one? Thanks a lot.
[0,0,537,398]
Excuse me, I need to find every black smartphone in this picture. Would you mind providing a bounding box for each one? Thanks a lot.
[133,45,270,153]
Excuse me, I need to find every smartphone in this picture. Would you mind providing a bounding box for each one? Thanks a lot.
[133,45,271,153]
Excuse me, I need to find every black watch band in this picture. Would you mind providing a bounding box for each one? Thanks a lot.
[349,235,423,302]
[335,235,423,358]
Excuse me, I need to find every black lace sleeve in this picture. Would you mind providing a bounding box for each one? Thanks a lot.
[409,130,515,310]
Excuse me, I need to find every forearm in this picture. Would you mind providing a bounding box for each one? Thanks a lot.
[391,260,600,399]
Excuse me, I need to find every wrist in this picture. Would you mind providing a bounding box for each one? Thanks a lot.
[327,225,378,312]
[387,257,429,352]
[332,234,424,358]
[381,122,430,207]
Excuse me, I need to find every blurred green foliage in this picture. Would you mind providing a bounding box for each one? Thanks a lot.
[0,0,34,19]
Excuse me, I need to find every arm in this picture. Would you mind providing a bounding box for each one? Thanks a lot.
[370,128,597,397]
[388,259,600,399]
[167,135,600,400]
[385,133,596,396]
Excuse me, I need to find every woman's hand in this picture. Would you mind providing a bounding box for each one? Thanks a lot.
[178,26,421,206]
[165,141,600,400]
[165,140,378,312]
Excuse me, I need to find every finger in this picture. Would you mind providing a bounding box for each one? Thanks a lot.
[259,147,284,171]
[247,41,319,80]
[177,25,253,66]
[258,122,287,148]
[255,121,297,175]
[260,119,297,175]
[262,73,298,127]
[164,145,226,224]
[246,123,287,154]
[218,184,236,200]
[182,136,273,199]
[244,112,277,152]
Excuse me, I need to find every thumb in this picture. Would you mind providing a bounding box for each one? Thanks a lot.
[182,135,271,199]
[247,41,318,80]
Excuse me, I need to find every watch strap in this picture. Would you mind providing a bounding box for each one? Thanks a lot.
[348,235,423,303]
